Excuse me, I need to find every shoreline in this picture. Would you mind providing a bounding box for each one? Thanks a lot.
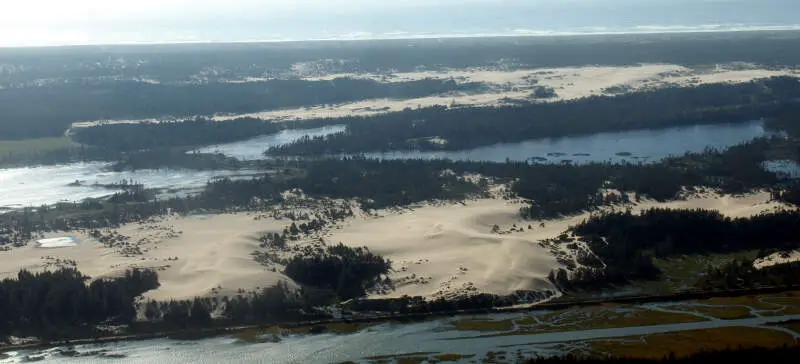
[3,284,798,353]
[4,27,800,49]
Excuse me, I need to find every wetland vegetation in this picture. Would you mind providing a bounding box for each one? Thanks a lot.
[2,31,800,361]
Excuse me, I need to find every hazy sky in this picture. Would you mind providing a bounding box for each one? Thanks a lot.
[1,0,797,46]
[6,0,495,24]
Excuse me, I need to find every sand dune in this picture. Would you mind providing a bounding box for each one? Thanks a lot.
[0,213,294,301]
[654,190,789,218]
[328,191,791,299]
[210,64,795,122]
[329,199,563,299]
[754,249,800,269]
[0,191,791,302]
[216,64,692,122]
[71,63,798,128]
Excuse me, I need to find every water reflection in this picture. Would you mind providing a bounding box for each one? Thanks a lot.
[362,121,769,164]
[0,163,257,209]
[196,125,346,160]
[763,160,800,179]
[205,121,767,164]
[189,122,766,164]
[4,312,798,363]
[0,121,776,210]
[0,126,348,209]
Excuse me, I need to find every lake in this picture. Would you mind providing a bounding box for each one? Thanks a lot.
[195,125,347,160]
[0,127,353,210]
[361,121,770,164]
[0,163,258,210]
[0,121,775,210]
[0,126,353,210]
[763,159,800,179]
[204,121,769,164]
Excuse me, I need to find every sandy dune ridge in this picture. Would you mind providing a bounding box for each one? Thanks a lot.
[213,64,797,122]
[754,249,800,270]
[70,63,798,129]
[0,213,293,301]
[0,189,790,302]
[328,190,792,299]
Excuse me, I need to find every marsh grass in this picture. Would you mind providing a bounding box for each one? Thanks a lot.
[590,327,798,359]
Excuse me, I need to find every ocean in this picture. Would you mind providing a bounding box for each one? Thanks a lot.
[2,0,799,47]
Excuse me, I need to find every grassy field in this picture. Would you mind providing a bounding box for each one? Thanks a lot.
[589,327,798,359]
[779,320,800,335]
[558,251,762,302]
[704,291,800,314]
[232,292,800,362]
[655,291,800,320]
[517,305,707,331]
[0,137,76,167]
[450,304,708,337]
[233,322,382,343]
[450,317,516,332]
[704,295,784,309]
[760,293,800,315]
[362,352,475,364]
[0,137,73,156]
[451,291,800,339]
[646,251,761,293]
[662,304,755,320]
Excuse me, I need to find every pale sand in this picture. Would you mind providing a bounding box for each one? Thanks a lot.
[0,191,791,301]
[329,199,563,299]
[328,190,791,299]
[36,237,78,248]
[753,250,800,270]
[0,213,294,301]
[212,64,796,122]
[653,189,790,219]
[70,63,798,128]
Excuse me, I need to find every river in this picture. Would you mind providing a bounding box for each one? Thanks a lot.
[2,311,797,363]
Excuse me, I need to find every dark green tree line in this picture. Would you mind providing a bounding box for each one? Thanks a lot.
[284,243,392,299]
[0,268,159,339]
[269,77,800,155]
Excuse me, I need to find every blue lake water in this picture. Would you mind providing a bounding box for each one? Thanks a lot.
[0,125,350,210]
[763,160,800,179]
[0,163,258,210]
[363,121,769,164]
[194,125,347,160]
[0,121,778,210]
[197,121,769,164]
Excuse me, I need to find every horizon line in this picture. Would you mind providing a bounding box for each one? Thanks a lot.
[2,24,800,49]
